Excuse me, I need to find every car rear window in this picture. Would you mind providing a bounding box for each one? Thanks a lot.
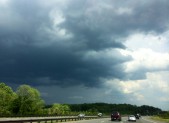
[112,111,119,115]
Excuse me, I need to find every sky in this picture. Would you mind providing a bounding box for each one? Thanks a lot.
[0,0,169,110]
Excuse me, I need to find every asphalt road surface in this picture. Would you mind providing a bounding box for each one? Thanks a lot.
[66,117,165,123]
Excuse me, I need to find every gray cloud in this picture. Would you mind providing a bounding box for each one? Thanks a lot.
[1,0,169,85]
[0,0,169,109]
[0,38,129,87]
[0,0,132,87]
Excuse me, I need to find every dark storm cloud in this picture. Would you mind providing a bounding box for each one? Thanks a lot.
[0,38,129,87]
[0,0,169,87]
[130,0,169,32]
[63,0,169,35]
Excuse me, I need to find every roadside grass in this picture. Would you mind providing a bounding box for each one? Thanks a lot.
[151,116,169,123]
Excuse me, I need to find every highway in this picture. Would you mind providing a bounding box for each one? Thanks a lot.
[66,117,165,123]
[0,116,165,123]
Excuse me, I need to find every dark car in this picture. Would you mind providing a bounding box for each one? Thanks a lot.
[135,113,141,119]
[135,114,139,119]
[111,111,122,121]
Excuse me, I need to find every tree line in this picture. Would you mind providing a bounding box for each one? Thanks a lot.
[0,82,71,116]
[69,103,162,115]
[0,82,164,117]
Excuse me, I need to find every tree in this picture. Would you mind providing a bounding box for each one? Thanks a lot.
[50,103,71,115]
[61,104,71,115]
[14,85,45,115]
[0,82,17,115]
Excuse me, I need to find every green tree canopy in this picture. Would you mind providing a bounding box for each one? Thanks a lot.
[0,82,17,115]
[14,84,45,115]
[49,103,71,115]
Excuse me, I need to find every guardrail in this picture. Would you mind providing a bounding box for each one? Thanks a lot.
[0,116,102,123]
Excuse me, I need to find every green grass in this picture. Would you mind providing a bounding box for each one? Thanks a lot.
[151,116,169,123]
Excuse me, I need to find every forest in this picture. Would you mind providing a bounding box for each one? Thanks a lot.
[0,82,165,117]
[68,103,162,115]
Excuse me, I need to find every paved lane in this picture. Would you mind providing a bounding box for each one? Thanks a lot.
[66,117,166,123]
[66,118,124,123]
[0,116,165,123]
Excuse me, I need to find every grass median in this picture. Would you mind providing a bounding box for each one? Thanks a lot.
[151,116,169,123]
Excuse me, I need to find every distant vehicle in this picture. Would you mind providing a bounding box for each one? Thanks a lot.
[98,113,102,117]
[135,113,140,119]
[111,111,122,121]
[78,113,85,118]
[138,113,141,118]
[128,115,136,122]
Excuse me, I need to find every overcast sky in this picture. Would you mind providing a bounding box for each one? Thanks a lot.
[0,0,169,110]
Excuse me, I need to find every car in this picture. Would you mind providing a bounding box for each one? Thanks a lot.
[111,111,122,121]
[78,113,85,118]
[98,113,102,117]
[134,114,140,119]
[128,115,136,122]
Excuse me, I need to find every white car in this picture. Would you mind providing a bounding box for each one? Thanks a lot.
[78,113,85,118]
[128,115,136,122]
[98,113,102,117]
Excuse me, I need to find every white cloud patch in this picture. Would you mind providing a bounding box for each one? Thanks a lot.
[104,31,169,109]
[120,31,169,73]
[160,97,169,102]
[0,0,9,6]
[104,71,169,109]
[123,48,169,72]
[119,80,142,94]
[50,10,65,26]
[125,32,169,52]
[116,7,133,15]
[46,9,73,39]
[146,71,169,94]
